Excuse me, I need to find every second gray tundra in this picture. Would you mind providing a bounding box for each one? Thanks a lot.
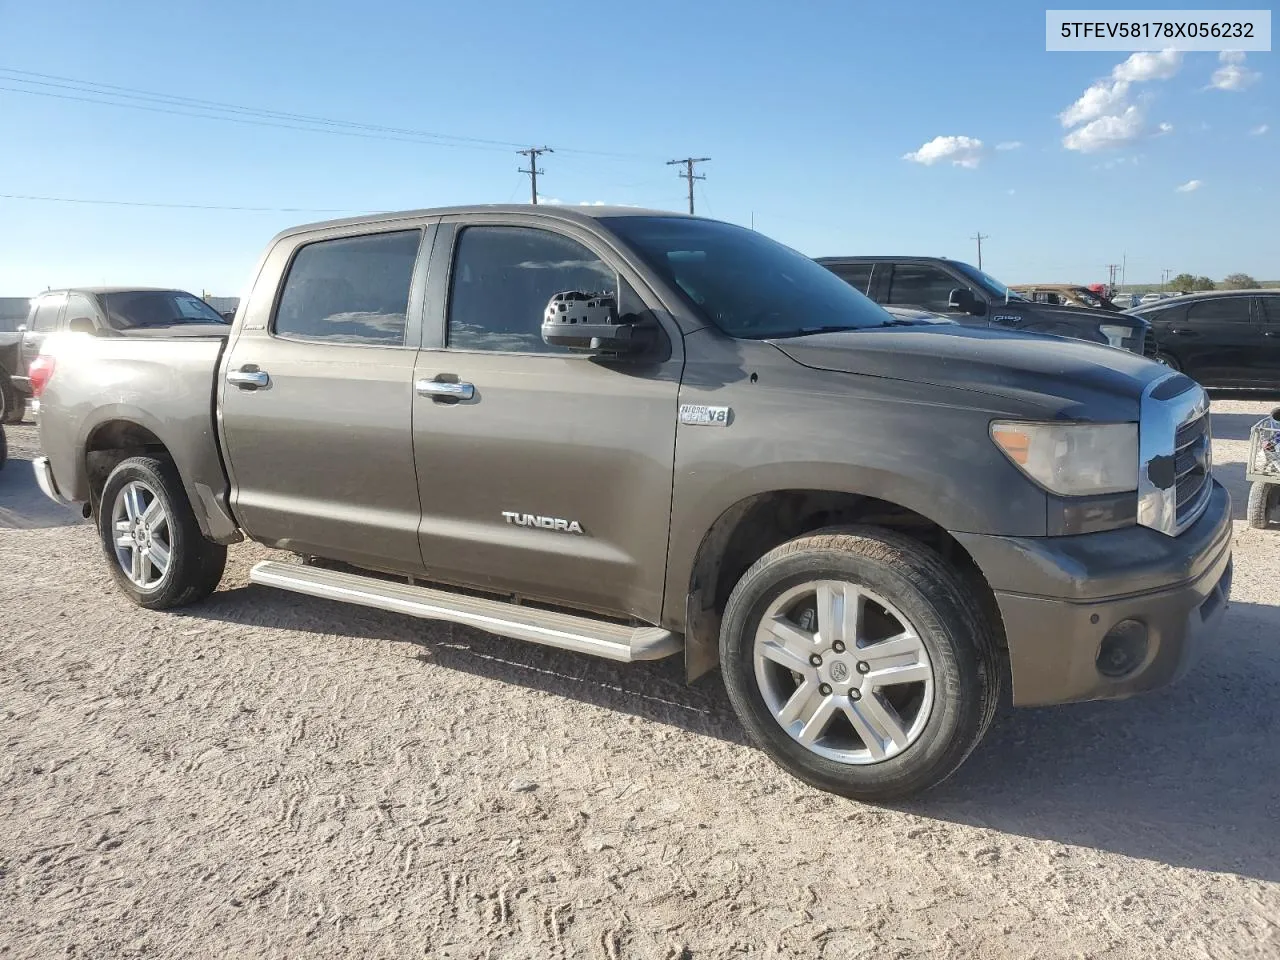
[32,206,1232,800]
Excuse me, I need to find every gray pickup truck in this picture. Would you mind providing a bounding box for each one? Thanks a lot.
[32,206,1232,800]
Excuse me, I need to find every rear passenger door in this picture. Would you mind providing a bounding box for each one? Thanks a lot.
[219,224,433,573]
[1255,294,1280,383]
[410,217,682,622]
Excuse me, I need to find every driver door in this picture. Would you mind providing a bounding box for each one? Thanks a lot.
[411,218,683,622]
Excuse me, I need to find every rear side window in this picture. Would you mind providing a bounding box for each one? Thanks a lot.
[1187,298,1251,323]
[447,226,616,354]
[827,262,873,295]
[30,295,66,332]
[887,264,962,312]
[274,230,421,345]
[1258,295,1280,323]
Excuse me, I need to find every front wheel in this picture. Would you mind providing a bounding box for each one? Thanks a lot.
[720,527,1000,802]
[0,370,23,424]
[1153,351,1181,371]
[98,456,227,609]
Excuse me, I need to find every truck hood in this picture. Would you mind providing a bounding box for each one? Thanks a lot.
[769,323,1164,420]
[1018,301,1140,326]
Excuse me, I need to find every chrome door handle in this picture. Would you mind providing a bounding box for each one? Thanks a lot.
[416,378,474,401]
[227,368,270,389]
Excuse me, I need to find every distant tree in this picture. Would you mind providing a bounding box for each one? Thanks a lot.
[1192,276,1216,291]
[1222,273,1260,289]
[1171,272,1196,291]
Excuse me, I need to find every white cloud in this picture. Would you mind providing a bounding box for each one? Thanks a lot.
[902,135,985,168]
[1059,49,1183,153]
[1113,49,1182,83]
[1059,80,1130,127]
[1063,106,1145,153]
[1251,123,1270,135]
[1175,179,1202,193]
[995,141,1023,151]
[1209,51,1260,91]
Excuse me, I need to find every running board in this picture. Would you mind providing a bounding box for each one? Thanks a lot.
[249,560,682,663]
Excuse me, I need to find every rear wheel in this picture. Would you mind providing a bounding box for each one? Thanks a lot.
[1247,481,1280,530]
[98,456,227,609]
[720,527,1000,801]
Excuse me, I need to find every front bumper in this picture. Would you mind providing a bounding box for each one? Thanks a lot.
[33,455,74,506]
[956,481,1233,706]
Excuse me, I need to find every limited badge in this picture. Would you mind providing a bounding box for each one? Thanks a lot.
[679,404,731,427]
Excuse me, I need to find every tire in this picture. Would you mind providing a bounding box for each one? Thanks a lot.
[97,456,227,609]
[1247,482,1280,530]
[0,371,22,424]
[719,526,1001,802]
[0,425,7,471]
[1153,352,1181,371]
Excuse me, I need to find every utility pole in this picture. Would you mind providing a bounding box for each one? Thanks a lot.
[970,231,989,270]
[517,146,553,205]
[1161,268,1173,292]
[1105,263,1121,295]
[668,157,710,214]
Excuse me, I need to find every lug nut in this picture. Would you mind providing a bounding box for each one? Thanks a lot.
[848,689,862,701]
[832,640,846,653]
[819,683,832,696]
[856,661,870,674]
[809,653,823,667]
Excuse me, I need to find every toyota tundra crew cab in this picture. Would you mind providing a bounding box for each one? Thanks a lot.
[31,206,1231,800]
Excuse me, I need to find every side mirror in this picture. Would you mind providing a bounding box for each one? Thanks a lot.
[67,317,98,335]
[947,288,985,316]
[541,291,635,354]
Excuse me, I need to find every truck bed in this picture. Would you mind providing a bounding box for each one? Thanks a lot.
[36,330,239,542]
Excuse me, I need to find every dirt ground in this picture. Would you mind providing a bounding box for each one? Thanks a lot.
[1,399,1278,960]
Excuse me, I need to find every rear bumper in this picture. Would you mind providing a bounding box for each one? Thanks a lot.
[957,481,1233,706]
[33,455,74,506]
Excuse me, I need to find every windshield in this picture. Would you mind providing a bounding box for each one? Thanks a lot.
[102,290,229,330]
[951,262,1026,302]
[602,216,895,338]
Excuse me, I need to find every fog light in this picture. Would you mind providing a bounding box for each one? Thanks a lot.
[1096,619,1149,679]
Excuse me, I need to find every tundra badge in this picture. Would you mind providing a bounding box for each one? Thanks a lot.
[502,512,585,535]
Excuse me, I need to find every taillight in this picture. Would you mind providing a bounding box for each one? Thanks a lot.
[29,355,56,398]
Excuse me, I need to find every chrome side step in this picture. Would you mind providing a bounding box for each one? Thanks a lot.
[249,560,682,663]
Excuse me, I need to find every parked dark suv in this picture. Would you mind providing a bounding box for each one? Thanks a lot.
[1128,290,1280,387]
[818,256,1149,354]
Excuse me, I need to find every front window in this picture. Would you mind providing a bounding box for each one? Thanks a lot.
[603,216,893,338]
[951,262,1027,302]
[103,290,229,330]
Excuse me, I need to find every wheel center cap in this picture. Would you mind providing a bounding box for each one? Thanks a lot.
[829,660,850,683]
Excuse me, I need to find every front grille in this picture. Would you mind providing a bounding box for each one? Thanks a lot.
[1173,411,1211,524]
[1138,373,1212,536]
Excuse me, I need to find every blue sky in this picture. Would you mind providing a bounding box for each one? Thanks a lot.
[0,0,1273,296]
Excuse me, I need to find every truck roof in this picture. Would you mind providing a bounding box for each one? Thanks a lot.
[37,286,187,297]
[275,204,690,241]
[814,255,963,265]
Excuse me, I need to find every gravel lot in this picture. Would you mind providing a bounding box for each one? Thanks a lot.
[2,398,1278,959]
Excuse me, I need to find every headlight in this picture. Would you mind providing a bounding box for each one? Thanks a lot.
[990,422,1137,496]
[1099,324,1131,348]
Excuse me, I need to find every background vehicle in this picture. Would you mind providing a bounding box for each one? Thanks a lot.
[1140,292,1165,306]
[1247,407,1280,529]
[1011,284,1124,312]
[818,256,1149,352]
[0,298,31,422]
[32,206,1230,801]
[1128,290,1280,386]
[7,288,229,413]
[0,422,6,470]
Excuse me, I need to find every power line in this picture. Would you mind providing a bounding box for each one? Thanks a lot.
[667,157,710,215]
[0,68,664,160]
[517,147,553,205]
[0,192,365,213]
[970,231,989,270]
